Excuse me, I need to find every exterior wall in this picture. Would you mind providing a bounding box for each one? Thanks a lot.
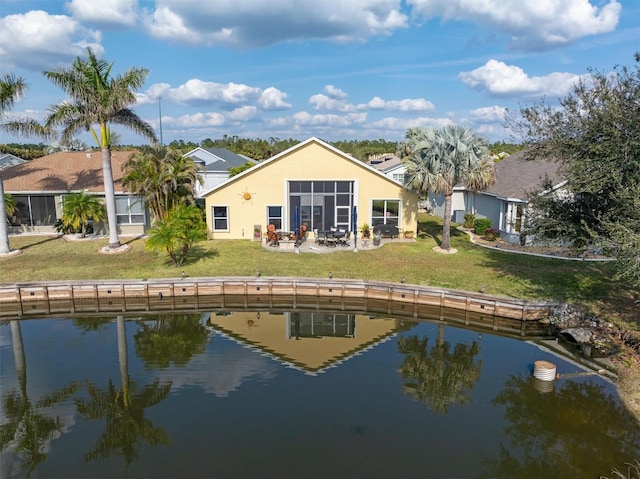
[427,189,467,219]
[204,141,419,240]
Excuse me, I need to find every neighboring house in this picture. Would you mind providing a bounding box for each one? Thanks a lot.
[202,137,419,240]
[367,153,406,184]
[0,153,27,169]
[2,150,150,235]
[184,147,254,197]
[428,150,565,244]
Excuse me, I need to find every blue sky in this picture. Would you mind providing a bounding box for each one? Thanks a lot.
[1,0,638,147]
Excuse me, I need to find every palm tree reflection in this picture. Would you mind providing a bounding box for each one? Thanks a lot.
[0,321,81,477]
[75,316,172,465]
[397,325,482,414]
[134,313,212,368]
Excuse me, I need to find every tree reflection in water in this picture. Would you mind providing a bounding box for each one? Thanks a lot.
[480,374,640,478]
[133,313,212,368]
[74,316,172,465]
[0,321,81,477]
[396,324,482,414]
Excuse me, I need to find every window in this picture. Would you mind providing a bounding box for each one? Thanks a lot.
[371,199,399,226]
[392,173,406,184]
[288,181,354,231]
[116,196,145,224]
[10,195,56,226]
[212,205,229,231]
[267,206,282,229]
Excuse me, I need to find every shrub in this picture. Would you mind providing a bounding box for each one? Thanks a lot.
[463,212,476,229]
[483,228,500,241]
[473,218,492,235]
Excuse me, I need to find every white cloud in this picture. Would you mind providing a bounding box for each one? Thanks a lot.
[407,0,621,50]
[366,97,435,112]
[0,10,103,70]
[170,79,262,106]
[470,105,507,123]
[257,87,292,110]
[459,59,581,97]
[324,85,348,100]
[142,0,408,48]
[227,106,258,121]
[66,0,139,27]
[292,111,368,127]
[309,94,355,112]
[168,112,226,128]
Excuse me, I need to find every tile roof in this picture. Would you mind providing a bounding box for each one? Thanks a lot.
[486,150,565,200]
[2,150,137,194]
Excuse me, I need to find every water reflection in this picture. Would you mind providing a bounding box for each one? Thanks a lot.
[1,310,638,479]
[397,324,482,413]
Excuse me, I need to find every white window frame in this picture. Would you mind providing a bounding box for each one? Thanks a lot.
[211,205,230,232]
[115,196,145,225]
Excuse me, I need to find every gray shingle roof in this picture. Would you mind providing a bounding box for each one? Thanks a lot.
[486,150,565,200]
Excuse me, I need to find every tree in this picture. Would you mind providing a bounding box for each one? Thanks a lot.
[145,204,207,267]
[60,191,107,237]
[507,53,640,292]
[122,145,202,223]
[402,125,496,251]
[43,48,157,250]
[1,75,33,255]
[228,161,256,177]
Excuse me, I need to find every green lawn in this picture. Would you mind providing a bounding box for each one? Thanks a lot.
[1,215,625,311]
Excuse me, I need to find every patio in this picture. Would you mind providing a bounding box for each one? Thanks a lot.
[261,234,415,253]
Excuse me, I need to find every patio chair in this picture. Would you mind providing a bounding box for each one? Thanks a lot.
[325,230,337,247]
[316,230,326,246]
[267,224,278,246]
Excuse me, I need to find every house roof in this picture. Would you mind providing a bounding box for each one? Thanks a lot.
[0,153,27,170]
[367,154,403,173]
[485,149,565,200]
[2,150,137,194]
[200,137,406,197]
[184,147,250,171]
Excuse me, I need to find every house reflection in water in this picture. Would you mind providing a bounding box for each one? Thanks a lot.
[209,311,402,375]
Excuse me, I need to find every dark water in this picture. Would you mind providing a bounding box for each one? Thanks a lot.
[1,310,639,479]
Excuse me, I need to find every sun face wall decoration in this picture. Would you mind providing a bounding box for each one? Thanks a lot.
[239,188,256,204]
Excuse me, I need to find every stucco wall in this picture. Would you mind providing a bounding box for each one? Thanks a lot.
[204,140,419,240]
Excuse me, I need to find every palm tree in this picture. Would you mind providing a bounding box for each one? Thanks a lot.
[1,75,31,255]
[43,48,157,250]
[403,125,496,251]
[122,145,203,222]
[60,191,107,237]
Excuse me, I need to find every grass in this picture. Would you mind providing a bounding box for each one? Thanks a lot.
[1,218,620,305]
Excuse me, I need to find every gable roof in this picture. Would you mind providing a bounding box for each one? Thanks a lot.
[184,147,249,170]
[0,153,27,170]
[485,149,565,200]
[2,150,136,194]
[200,137,407,197]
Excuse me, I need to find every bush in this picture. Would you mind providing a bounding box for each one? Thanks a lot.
[463,212,476,229]
[483,228,500,241]
[473,218,492,235]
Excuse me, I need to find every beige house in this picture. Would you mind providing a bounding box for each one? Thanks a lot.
[202,137,419,241]
[2,150,149,236]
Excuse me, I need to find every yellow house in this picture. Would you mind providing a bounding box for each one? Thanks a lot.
[202,137,419,240]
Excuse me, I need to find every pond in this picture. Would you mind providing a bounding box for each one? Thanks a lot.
[1,309,639,479]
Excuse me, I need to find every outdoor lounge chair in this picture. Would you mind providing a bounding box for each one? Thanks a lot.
[325,230,337,247]
[267,224,278,246]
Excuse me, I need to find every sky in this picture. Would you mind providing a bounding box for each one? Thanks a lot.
[0,0,638,147]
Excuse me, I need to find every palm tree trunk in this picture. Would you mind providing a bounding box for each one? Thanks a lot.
[101,147,121,249]
[0,173,11,254]
[442,190,453,250]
